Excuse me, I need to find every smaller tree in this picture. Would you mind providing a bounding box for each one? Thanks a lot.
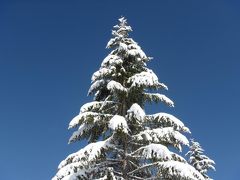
[186,139,215,180]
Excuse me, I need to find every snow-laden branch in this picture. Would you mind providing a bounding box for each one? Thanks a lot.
[69,112,113,129]
[143,93,174,107]
[186,139,215,179]
[127,103,145,122]
[107,80,127,93]
[80,101,116,113]
[101,54,123,68]
[53,137,114,180]
[91,68,113,82]
[157,161,205,180]
[127,69,167,89]
[145,112,190,133]
[129,143,187,163]
[131,143,172,160]
[127,46,147,61]
[88,79,109,96]
[128,162,159,176]
[68,123,94,143]
[133,127,189,151]
[109,115,129,133]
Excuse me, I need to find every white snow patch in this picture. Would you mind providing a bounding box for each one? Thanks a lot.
[136,144,172,160]
[101,54,123,68]
[69,112,112,129]
[128,69,167,89]
[144,93,174,107]
[109,115,128,133]
[127,103,145,122]
[80,101,115,113]
[88,79,108,95]
[107,80,127,93]
[133,127,189,151]
[91,68,112,82]
[68,123,94,143]
[53,138,113,180]
[80,101,101,113]
[146,113,190,133]
[127,48,147,60]
[158,161,205,180]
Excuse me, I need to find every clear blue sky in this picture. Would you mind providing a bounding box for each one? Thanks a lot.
[1,0,239,179]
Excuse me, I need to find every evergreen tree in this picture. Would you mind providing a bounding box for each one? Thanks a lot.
[53,17,211,180]
[186,139,215,180]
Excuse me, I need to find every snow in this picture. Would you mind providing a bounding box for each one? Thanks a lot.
[52,162,88,180]
[118,17,125,23]
[101,54,123,68]
[128,69,167,89]
[68,123,93,143]
[186,140,216,179]
[68,112,97,129]
[144,93,174,107]
[133,127,189,151]
[68,112,112,129]
[127,43,140,51]
[91,68,112,82]
[127,103,145,122]
[106,37,120,48]
[108,115,129,133]
[80,101,102,113]
[88,79,108,95]
[80,101,115,113]
[127,48,147,60]
[135,144,172,160]
[145,113,190,133]
[118,42,128,52]
[107,80,127,93]
[157,161,205,180]
[53,137,114,180]
[58,137,113,169]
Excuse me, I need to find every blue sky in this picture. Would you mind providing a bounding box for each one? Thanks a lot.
[1,0,239,179]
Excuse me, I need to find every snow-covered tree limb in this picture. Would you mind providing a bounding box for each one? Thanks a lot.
[145,113,190,133]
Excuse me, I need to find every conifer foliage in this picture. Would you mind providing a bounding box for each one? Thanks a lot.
[186,140,215,180]
[53,17,214,180]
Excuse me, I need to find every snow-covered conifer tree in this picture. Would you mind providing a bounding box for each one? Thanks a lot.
[186,139,215,180]
[53,17,213,180]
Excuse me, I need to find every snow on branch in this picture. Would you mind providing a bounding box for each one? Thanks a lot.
[186,140,215,179]
[127,45,147,61]
[133,127,189,151]
[132,143,172,160]
[127,103,145,122]
[145,113,190,133]
[106,37,121,49]
[144,93,174,107]
[101,54,123,68]
[131,143,187,163]
[68,123,94,144]
[69,112,113,129]
[157,161,205,180]
[128,69,167,89]
[80,101,116,113]
[54,138,114,180]
[91,68,112,82]
[106,17,132,49]
[109,115,129,133]
[52,162,89,180]
[88,79,109,96]
[107,80,127,93]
